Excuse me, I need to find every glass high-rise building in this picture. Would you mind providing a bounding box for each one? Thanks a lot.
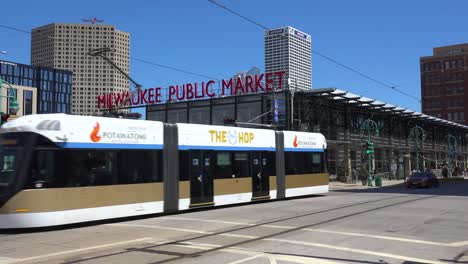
[265,26,312,90]
[31,23,130,115]
[0,60,72,114]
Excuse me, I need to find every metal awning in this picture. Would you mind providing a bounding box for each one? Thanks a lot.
[298,88,468,130]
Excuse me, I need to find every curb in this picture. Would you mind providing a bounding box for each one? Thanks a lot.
[439,177,465,184]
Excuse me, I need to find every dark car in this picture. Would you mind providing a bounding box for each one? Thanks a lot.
[407,171,439,188]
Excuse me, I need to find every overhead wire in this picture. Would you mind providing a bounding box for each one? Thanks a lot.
[207,0,421,102]
[0,23,219,80]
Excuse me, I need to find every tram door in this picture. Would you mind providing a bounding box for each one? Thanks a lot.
[190,150,214,206]
[252,152,270,199]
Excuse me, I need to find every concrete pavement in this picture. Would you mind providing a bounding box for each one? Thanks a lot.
[0,180,467,263]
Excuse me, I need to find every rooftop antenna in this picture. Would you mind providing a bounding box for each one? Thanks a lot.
[82,18,104,24]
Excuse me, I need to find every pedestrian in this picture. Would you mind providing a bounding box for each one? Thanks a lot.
[442,165,448,178]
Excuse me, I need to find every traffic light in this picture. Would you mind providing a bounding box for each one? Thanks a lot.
[1,112,10,125]
[365,142,374,155]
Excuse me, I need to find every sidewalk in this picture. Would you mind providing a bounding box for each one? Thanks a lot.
[329,179,405,190]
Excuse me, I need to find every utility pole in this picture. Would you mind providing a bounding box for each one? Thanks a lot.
[409,125,425,171]
[360,118,379,186]
[88,47,142,117]
[0,78,20,124]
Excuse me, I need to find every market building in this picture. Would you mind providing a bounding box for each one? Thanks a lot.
[144,86,468,180]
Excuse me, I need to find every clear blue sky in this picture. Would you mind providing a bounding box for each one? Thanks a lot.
[1,0,467,113]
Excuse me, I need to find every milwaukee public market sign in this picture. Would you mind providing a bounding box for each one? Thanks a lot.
[97,71,286,109]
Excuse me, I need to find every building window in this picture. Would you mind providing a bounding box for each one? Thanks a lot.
[23,90,33,115]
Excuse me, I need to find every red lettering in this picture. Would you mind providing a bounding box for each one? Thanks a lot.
[131,91,140,105]
[139,89,148,104]
[234,77,245,95]
[114,92,126,107]
[265,73,274,91]
[97,94,106,109]
[155,87,162,103]
[108,94,114,108]
[222,78,233,96]
[148,88,155,104]
[245,76,255,93]
[169,86,177,101]
[255,74,264,91]
[186,83,194,99]
[205,80,216,97]
[194,83,204,99]
[123,91,131,106]
[275,71,286,90]
[176,85,185,100]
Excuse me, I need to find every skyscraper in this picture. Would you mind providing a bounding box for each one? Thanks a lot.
[31,23,130,115]
[420,44,467,125]
[265,26,312,91]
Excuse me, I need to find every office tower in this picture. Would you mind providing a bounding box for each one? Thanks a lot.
[31,23,130,115]
[265,26,312,90]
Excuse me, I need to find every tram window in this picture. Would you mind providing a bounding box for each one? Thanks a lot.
[0,149,20,188]
[28,149,163,189]
[214,152,233,179]
[30,151,59,188]
[65,151,117,187]
[261,151,276,176]
[118,150,162,183]
[285,152,324,175]
[179,151,190,181]
[217,152,231,166]
[312,153,321,164]
[233,152,250,178]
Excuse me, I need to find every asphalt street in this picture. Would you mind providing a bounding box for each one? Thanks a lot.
[1,180,468,264]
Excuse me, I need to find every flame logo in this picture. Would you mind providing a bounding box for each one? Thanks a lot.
[90,122,102,142]
[293,135,298,147]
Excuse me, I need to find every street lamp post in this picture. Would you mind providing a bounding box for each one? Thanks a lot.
[409,125,425,171]
[360,118,379,186]
[446,134,457,178]
[288,78,298,130]
[0,78,20,122]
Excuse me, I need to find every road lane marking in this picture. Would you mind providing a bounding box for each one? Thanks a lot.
[107,223,213,234]
[266,238,447,264]
[304,229,449,246]
[174,242,339,264]
[222,233,258,239]
[163,217,255,226]
[8,237,153,263]
[163,217,296,229]
[450,240,468,247]
[227,254,264,264]
[305,229,468,247]
[0,257,20,264]
[109,223,260,239]
[108,222,468,248]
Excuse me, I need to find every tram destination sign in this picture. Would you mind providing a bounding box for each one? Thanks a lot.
[97,71,286,109]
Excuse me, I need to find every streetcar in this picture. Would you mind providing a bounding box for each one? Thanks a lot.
[0,114,328,228]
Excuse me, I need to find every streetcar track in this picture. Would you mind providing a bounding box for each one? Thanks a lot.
[147,195,436,264]
[62,193,430,264]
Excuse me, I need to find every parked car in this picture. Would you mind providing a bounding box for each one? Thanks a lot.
[407,171,439,188]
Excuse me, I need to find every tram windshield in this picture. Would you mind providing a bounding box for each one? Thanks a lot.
[0,134,23,192]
